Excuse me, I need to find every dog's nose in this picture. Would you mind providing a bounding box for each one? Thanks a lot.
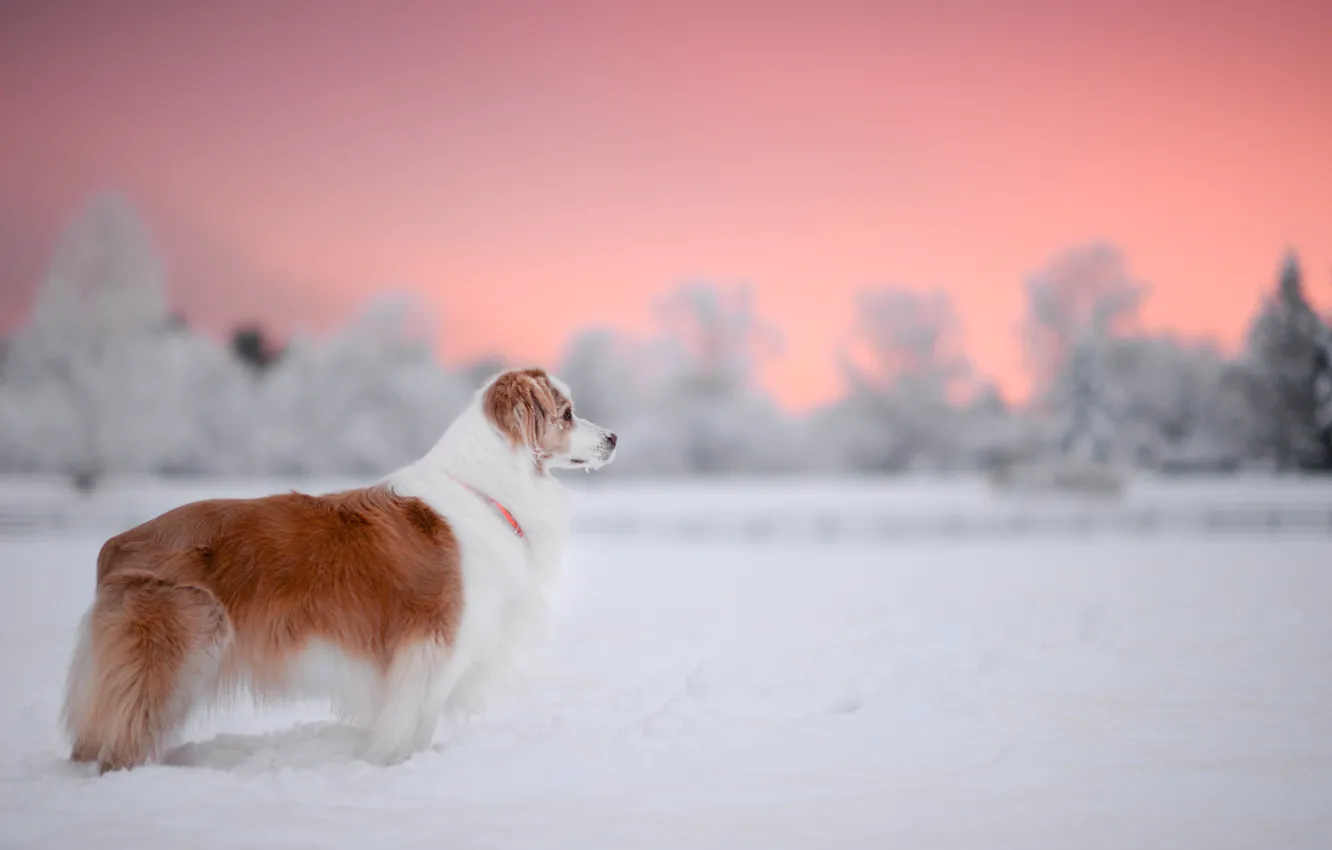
[605,432,618,448]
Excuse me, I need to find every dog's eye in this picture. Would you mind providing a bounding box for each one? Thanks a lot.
[562,408,573,422]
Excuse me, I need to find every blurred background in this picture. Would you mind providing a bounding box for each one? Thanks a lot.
[0,0,1329,488]
[3,4,1332,844]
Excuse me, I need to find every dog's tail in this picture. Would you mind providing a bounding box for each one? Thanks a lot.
[62,548,230,773]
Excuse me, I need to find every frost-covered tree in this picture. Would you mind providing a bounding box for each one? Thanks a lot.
[1238,253,1331,471]
[255,294,467,476]
[822,288,975,472]
[1049,332,1113,462]
[1093,334,1241,468]
[168,331,264,475]
[0,191,205,486]
[633,282,794,475]
[1022,243,1148,463]
[558,328,641,432]
[842,288,971,398]
[955,380,1032,470]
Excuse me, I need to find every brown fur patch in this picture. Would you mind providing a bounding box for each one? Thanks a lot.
[483,368,573,472]
[72,551,231,772]
[67,484,462,772]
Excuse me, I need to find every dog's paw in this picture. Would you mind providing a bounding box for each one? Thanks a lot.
[358,727,435,767]
[357,739,421,767]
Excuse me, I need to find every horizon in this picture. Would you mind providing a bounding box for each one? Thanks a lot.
[3,0,1330,410]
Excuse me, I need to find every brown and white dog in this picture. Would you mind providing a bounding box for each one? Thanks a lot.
[60,368,617,773]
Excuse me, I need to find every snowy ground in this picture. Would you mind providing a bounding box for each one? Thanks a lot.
[5,472,1332,540]
[1,481,1331,848]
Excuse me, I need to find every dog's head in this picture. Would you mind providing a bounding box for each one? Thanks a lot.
[483,368,617,473]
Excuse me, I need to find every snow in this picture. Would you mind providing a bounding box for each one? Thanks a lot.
[6,472,1332,541]
[1,479,1331,848]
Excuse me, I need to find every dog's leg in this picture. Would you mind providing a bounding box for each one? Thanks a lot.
[68,565,229,773]
[360,638,456,765]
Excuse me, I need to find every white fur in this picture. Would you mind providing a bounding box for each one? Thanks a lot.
[266,639,384,724]
[60,609,97,748]
[360,638,456,764]
[358,370,615,763]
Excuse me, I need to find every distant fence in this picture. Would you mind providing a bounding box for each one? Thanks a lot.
[572,505,1332,542]
[2,501,1330,542]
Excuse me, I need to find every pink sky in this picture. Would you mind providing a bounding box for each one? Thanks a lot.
[2,0,1329,408]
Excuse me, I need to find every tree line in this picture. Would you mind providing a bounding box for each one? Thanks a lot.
[2,192,1329,486]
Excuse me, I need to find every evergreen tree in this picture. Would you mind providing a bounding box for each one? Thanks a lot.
[1311,319,1332,458]
[230,324,283,372]
[1240,253,1330,470]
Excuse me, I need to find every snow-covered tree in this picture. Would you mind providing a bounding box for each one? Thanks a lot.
[842,288,971,398]
[1051,331,1114,462]
[822,288,975,472]
[954,381,1031,471]
[166,331,264,475]
[1022,243,1148,463]
[632,282,795,475]
[0,191,206,486]
[1237,253,1331,471]
[255,293,467,476]
[1095,334,1241,468]
[557,328,644,436]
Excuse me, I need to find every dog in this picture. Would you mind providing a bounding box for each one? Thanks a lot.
[60,367,617,773]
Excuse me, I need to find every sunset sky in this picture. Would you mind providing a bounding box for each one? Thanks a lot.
[2,0,1329,409]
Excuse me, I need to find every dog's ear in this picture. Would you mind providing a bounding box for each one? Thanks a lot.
[484,369,558,451]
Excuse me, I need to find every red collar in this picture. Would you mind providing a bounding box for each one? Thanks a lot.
[448,474,524,538]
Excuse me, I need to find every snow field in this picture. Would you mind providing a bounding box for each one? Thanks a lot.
[0,520,1330,848]
[4,472,1332,540]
